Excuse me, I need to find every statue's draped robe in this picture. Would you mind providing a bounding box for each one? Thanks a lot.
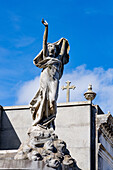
[30,38,70,126]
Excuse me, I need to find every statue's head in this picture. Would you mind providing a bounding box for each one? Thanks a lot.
[47,43,56,57]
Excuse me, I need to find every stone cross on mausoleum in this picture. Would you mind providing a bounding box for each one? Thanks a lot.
[61,81,76,102]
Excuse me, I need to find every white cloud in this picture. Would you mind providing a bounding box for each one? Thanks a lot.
[16,76,40,105]
[16,65,113,114]
[14,36,35,48]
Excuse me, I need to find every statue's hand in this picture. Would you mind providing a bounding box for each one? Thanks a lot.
[42,19,48,26]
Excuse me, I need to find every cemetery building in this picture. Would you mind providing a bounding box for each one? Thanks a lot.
[0,85,112,170]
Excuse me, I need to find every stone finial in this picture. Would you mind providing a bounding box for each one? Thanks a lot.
[84,84,96,102]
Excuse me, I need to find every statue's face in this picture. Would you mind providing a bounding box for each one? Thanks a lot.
[48,44,56,56]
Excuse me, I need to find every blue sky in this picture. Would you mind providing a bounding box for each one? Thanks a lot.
[0,0,113,114]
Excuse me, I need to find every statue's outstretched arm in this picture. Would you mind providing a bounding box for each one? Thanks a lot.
[42,19,48,58]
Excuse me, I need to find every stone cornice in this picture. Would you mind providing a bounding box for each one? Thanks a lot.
[97,113,113,146]
[98,143,113,168]
[2,101,92,111]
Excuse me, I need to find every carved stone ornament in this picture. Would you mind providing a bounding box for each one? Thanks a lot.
[98,113,113,144]
[84,84,96,102]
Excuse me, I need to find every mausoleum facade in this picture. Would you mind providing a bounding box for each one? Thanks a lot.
[0,101,112,170]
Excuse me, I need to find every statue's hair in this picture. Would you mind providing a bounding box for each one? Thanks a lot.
[33,38,70,66]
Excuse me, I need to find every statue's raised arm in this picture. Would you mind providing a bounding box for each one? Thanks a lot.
[41,19,48,58]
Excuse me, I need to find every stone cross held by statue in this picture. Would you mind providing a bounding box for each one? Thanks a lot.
[61,81,76,102]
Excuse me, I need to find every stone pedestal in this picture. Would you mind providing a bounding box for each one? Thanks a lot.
[14,125,80,169]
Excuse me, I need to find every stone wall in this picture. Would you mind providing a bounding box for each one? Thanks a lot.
[0,105,32,149]
[0,101,92,170]
[55,101,91,170]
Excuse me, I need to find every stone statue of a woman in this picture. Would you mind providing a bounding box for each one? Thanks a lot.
[15,20,78,169]
[30,19,70,128]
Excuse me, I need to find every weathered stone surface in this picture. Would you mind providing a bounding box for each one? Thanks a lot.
[1,102,91,169]
[14,125,79,169]
[1,101,91,169]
